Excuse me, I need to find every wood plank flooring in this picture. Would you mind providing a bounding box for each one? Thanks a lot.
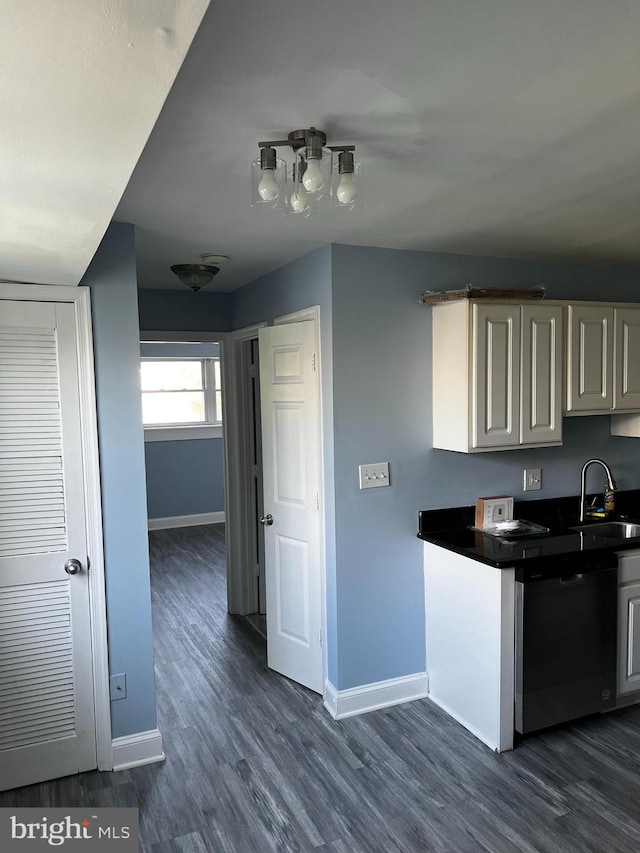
[3,523,640,851]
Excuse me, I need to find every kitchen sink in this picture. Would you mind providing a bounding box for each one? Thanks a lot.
[572,521,640,539]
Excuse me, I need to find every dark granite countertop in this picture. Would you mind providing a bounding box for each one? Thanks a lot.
[418,491,640,570]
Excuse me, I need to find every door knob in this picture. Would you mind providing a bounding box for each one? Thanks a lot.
[259,514,274,526]
[64,559,82,575]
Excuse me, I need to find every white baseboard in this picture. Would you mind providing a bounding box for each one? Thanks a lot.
[324,672,429,720]
[427,693,506,752]
[111,728,165,771]
[148,511,225,531]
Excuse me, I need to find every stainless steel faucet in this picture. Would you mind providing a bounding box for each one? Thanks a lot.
[579,458,617,522]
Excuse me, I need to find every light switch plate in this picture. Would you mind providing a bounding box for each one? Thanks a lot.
[359,462,390,489]
[524,468,542,491]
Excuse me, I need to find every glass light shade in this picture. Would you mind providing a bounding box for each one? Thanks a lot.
[299,147,331,198]
[286,158,319,217]
[251,156,287,209]
[170,264,219,292]
[288,193,321,218]
[289,187,310,212]
[330,157,363,210]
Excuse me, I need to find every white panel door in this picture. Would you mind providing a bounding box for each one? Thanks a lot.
[259,322,322,694]
[566,305,614,412]
[472,303,520,448]
[0,300,96,791]
[520,305,563,445]
[614,307,640,411]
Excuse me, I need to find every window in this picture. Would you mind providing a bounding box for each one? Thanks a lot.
[141,358,222,440]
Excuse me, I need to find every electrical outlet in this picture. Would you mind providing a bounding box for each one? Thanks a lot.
[358,462,390,490]
[524,468,542,491]
[110,673,127,701]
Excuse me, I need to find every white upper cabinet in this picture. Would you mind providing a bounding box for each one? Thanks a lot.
[614,308,640,410]
[472,304,521,449]
[432,298,640,450]
[566,304,640,416]
[566,305,614,413]
[432,301,563,453]
[520,305,563,445]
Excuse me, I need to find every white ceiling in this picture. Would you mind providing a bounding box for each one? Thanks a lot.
[7,0,640,290]
[0,0,209,286]
[69,2,640,290]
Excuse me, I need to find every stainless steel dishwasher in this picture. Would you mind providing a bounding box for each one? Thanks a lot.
[515,552,618,735]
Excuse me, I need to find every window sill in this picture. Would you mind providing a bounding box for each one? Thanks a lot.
[144,424,223,442]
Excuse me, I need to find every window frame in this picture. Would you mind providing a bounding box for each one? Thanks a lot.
[141,356,223,442]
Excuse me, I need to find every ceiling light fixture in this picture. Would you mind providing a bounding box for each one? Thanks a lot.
[170,254,229,292]
[251,127,362,216]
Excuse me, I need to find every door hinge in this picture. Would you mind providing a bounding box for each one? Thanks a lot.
[319,628,323,648]
[312,353,317,372]
[315,492,319,511]
[254,562,261,577]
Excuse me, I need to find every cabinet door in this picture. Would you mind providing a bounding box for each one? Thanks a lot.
[614,308,640,410]
[566,305,614,412]
[618,581,640,696]
[520,305,563,445]
[472,303,520,448]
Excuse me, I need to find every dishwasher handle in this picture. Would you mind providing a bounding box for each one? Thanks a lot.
[559,573,585,586]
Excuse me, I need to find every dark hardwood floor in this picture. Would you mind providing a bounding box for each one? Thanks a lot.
[3,523,640,851]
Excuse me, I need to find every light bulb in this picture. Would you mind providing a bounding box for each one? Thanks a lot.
[258,169,280,201]
[302,158,325,192]
[290,187,310,212]
[336,172,357,204]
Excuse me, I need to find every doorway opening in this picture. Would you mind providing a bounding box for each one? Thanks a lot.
[139,331,267,641]
[141,310,326,698]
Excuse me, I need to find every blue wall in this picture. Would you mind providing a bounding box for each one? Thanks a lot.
[330,245,429,688]
[232,243,640,693]
[81,223,158,738]
[232,246,338,683]
[140,342,225,519]
[144,439,225,518]
[330,244,640,689]
[138,288,232,332]
[106,237,640,731]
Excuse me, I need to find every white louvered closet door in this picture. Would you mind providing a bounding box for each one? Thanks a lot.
[0,300,96,791]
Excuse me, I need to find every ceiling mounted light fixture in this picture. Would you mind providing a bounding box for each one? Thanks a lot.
[251,127,362,217]
[170,254,229,292]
